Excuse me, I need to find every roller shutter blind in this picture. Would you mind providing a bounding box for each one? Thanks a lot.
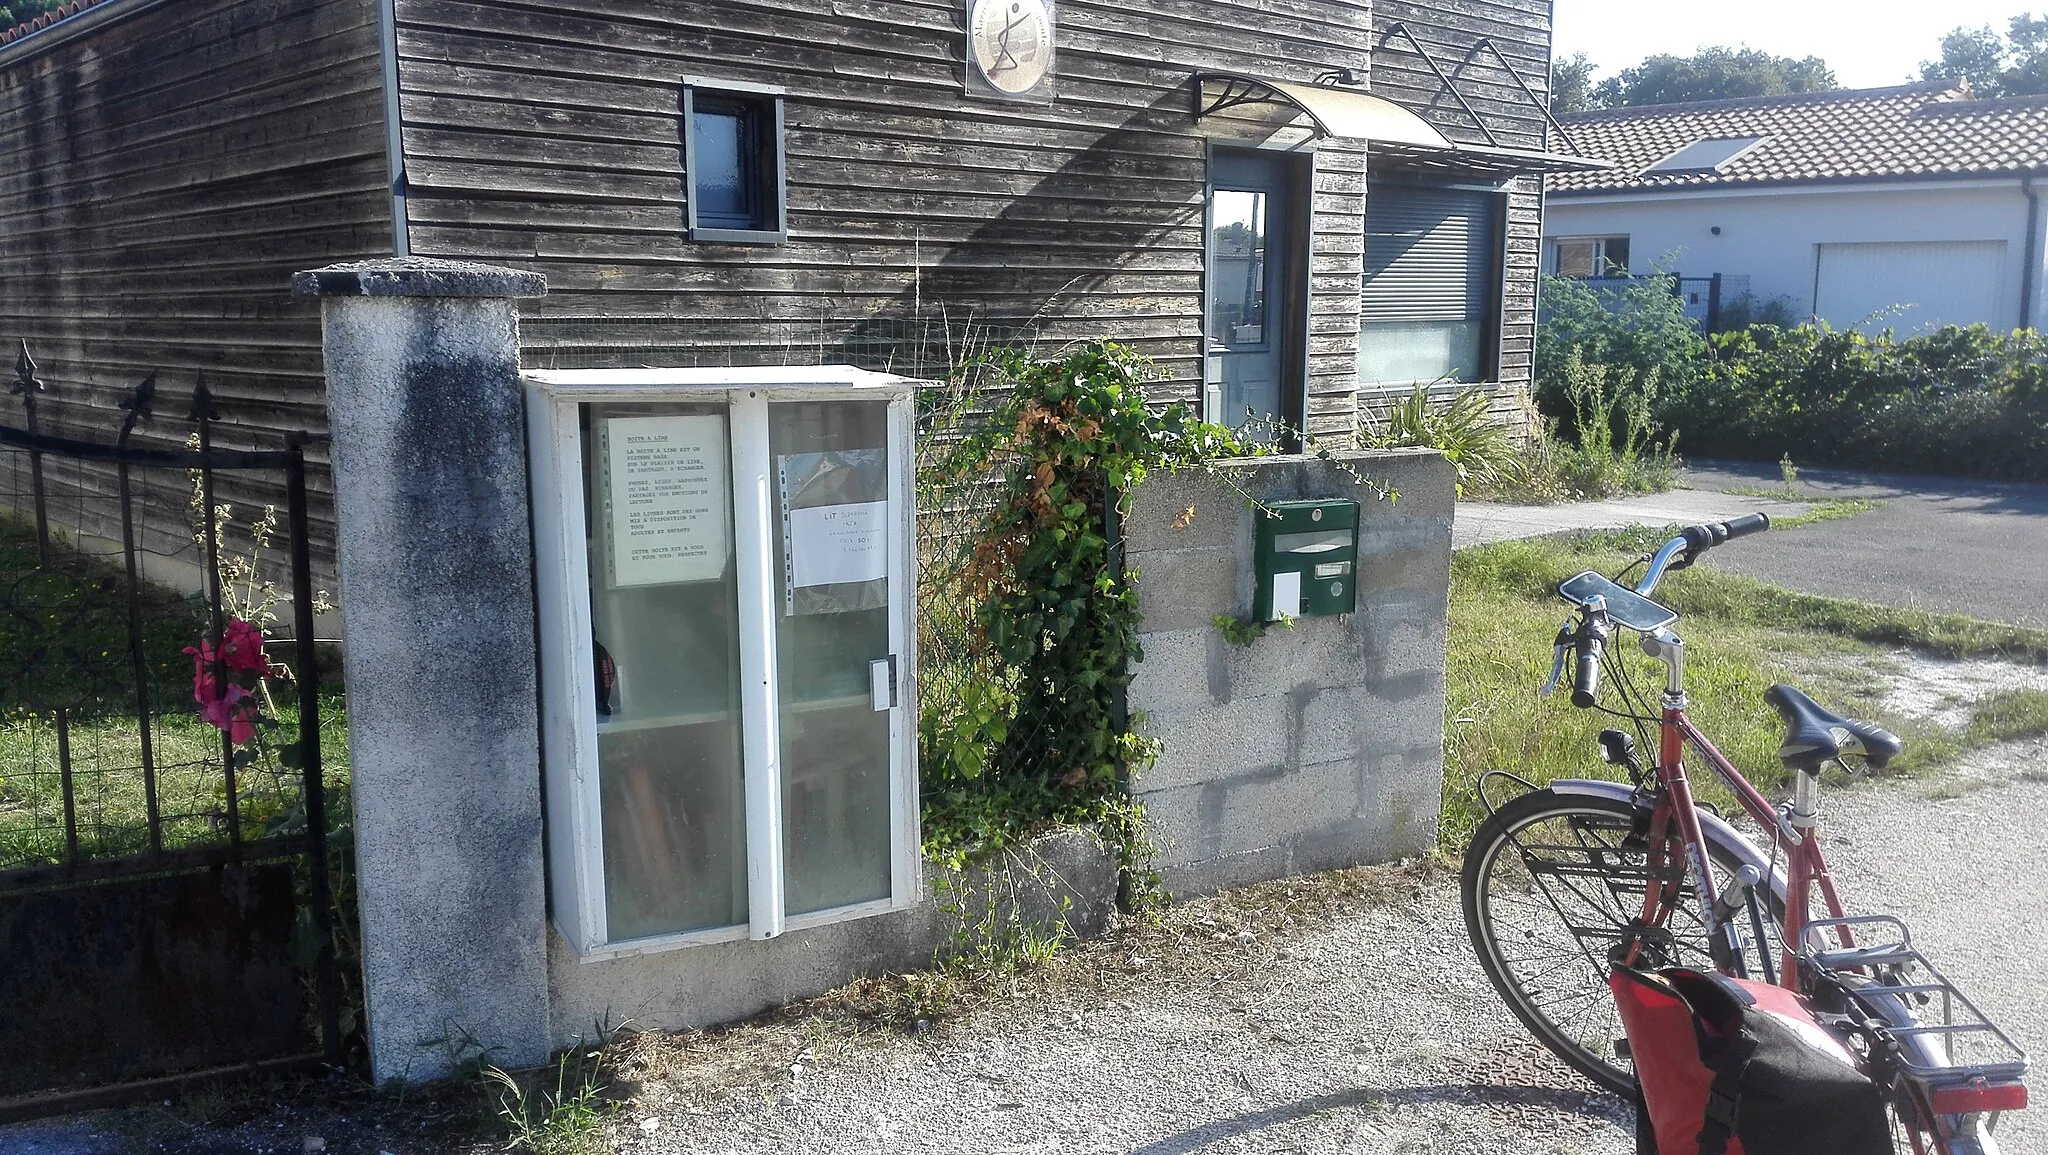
[1360,183,1501,384]
[1362,184,1498,323]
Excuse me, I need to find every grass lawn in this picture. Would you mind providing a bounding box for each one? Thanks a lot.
[0,515,349,871]
[1441,526,2048,853]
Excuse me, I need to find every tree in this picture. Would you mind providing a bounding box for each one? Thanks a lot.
[1921,14,2048,97]
[1591,47,1839,108]
[1551,52,1599,115]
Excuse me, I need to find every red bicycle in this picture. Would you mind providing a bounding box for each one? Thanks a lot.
[1460,515,2028,1154]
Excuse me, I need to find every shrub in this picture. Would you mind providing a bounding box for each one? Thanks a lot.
[1535,272,1705,432]
[1543,350,1677,498]
[1664,322,2048,480]
[1715,292,1801,330]
[1359,384,1526,496]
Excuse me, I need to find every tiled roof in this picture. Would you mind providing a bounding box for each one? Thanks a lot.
[1549,82,2048,195]
[0,0,115,49]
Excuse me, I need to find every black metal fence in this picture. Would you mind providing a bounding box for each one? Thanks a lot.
[0,342,341,1117]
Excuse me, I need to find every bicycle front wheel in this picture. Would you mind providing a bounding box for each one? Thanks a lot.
[1461,786,1774,1095]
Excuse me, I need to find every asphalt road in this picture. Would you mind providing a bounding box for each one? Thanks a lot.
[1681,462,2048,629]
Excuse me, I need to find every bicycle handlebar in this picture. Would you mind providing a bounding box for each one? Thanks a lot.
[1637,513,1773,596]
[1571,606,1611,708]
[1551,512,1772,707]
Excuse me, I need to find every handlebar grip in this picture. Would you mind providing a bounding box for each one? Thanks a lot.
[1721,512,1771,540]
[1571,617,1610,709]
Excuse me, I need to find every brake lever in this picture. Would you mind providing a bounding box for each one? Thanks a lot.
[1538,619,1575,698]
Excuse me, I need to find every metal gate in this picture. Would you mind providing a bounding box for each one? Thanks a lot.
[0,343,342,1117]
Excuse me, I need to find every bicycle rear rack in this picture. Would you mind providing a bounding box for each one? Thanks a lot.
[1799,915,2029,1086]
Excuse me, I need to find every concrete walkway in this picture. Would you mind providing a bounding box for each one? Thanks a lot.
[1453,488,1812,550]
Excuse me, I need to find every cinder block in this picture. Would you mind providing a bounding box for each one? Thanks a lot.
[1132,546,1237,632]
[1128,627,1225,714]
[1221,613,1370,696]
[1136,694,1294,791]
[1142,757,1363,865]
[1123,472,1249,554]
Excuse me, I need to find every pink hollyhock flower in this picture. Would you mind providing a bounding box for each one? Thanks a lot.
[198,684,259,745]
[219,618,270,676]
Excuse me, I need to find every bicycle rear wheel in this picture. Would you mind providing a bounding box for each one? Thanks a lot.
[1461,786,1775,1095]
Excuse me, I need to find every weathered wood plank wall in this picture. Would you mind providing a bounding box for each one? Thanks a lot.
[1367,0,1552,427]
[0,0,390,580]
[391,0,1394,436]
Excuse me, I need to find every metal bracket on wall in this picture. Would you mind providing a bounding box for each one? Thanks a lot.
[1378,23,1500,147]
[1472,38,1589,156]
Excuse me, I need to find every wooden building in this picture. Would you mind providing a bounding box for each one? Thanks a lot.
[0,0,1596,569]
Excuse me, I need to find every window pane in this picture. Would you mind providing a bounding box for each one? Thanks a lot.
[1208,189,1268,347]
[1359,320,1484,385]
[1556,240,1596,278]
[583,402,747,940]
[770,400,894,917]
[692,106,752,226]
[1602,237,1630,274]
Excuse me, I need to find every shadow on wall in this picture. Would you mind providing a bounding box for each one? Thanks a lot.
[527,92,1208,386]
[838,91,1207,382]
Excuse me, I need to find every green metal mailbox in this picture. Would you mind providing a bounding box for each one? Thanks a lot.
[1254,499,1360,621]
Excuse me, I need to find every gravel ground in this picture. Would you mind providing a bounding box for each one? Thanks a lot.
[7,679,2043,1155]
[599,678,2048,1154]
[608,873,1635,1155]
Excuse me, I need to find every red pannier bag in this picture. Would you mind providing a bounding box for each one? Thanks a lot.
[1609,966,1893,1155]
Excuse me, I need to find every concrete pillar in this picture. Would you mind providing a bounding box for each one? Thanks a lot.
[294,258,550,1083]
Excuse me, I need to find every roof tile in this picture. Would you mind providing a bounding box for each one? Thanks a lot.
[1550,82,2048,194]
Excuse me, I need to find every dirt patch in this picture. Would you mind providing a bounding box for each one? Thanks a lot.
[1876,653,2048,730]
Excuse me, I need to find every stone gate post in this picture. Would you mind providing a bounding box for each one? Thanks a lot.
[295,258,550,1083]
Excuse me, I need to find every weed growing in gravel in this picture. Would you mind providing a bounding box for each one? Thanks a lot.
[486,1042,613,1155]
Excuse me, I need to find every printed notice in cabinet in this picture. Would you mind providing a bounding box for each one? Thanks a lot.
[605,414,728,587]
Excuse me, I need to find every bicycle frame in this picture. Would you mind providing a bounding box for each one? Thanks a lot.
[1634,706,1851,988]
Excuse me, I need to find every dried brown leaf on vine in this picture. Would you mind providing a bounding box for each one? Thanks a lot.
[1172,506,1197,529]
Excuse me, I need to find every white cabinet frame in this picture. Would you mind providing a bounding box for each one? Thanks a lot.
[525,367,922,960]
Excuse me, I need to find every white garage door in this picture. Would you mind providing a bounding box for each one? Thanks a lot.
[1814,241,2009,333]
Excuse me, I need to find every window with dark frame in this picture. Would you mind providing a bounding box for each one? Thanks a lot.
[684,85,785,243]
[1359,182,1505,387]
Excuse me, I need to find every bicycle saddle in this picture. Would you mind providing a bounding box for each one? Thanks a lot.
[1763,684,1903,773]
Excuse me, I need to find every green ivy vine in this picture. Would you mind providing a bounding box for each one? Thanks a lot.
[918,341,1250,884]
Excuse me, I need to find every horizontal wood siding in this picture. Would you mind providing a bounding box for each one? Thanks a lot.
[392,0,1386,436]
[1368,0,1551,411]
[0,0,392,580]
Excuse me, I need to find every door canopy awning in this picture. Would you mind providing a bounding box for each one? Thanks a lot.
[1193,71,1614,178]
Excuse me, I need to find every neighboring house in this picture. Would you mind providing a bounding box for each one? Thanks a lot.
[0,0,1599,574]
[1543,82,2048,335]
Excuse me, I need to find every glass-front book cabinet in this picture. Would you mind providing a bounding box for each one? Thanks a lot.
[525,367,921,958]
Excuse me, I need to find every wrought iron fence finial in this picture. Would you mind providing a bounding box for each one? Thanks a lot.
[188,375,219,424]
[12,339,45,398]
[117,372,157,446]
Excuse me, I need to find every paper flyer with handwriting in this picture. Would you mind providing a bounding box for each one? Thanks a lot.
[777,448,889,615]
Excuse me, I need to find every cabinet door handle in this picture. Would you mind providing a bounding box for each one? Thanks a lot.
[870,656,896,711]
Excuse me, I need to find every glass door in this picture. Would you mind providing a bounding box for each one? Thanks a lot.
[1207,148,1306,440]
[768,400,896,917]
[582,401,747,941]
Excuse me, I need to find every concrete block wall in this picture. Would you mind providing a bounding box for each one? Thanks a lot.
[1125,449,1456,896]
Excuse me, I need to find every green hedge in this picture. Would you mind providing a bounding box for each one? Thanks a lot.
[1661,324,2048,482]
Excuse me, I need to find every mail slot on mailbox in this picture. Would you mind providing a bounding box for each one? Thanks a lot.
[1255,499,1360,621]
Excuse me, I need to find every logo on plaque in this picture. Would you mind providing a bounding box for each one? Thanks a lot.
[967,0,1055,101]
